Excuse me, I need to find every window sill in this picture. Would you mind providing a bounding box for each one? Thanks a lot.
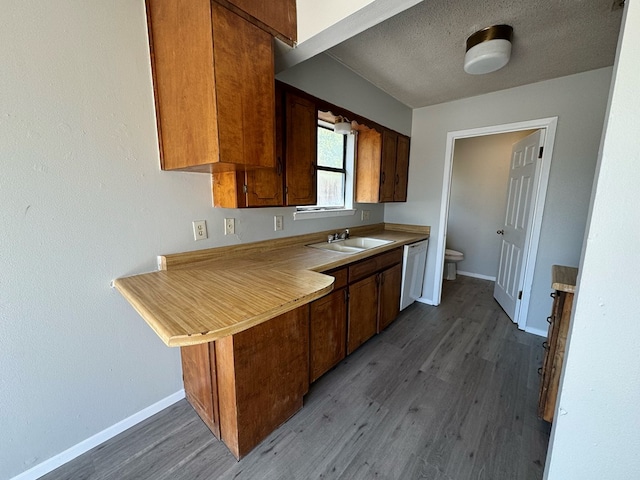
[293,209,357,221]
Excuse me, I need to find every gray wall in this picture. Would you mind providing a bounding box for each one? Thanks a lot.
[385,67,612,334]
[448,131,534,279]
[0,1,410,478]
[546,3,640,477]
[277,53,412,136]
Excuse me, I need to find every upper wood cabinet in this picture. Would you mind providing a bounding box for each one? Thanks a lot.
[284,92,317,206]
[355,126,410,203]
[146,0,276,172]
[394,134,410,202]
[215,0,297,45]
[212,83,284,208]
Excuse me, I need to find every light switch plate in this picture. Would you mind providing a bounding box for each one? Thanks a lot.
[361,210,371,221]
[193,220,207,241]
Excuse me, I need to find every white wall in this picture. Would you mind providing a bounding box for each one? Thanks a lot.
[297,0,375,43]
[448,131,533,278]
[0,1,410,478]
[385,67,613,333]
[545,2,640,478]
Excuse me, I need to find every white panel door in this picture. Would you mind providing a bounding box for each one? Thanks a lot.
[494,130,542,321]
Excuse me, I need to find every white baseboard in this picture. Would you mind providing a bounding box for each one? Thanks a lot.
[457,271,497,281]
[525,325,549,338]
[11,389,185,480]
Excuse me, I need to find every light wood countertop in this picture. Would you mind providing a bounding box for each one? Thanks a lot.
[551,265,578,293]
[114,223,429,346]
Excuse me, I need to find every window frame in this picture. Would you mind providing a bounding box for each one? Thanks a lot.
[297,121,348,211]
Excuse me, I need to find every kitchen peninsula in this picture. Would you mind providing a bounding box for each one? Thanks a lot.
[114,223,429,458]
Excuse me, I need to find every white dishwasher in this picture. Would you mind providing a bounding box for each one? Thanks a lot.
[400,239,429,310]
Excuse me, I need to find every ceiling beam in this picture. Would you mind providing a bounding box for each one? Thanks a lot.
[275,0,422,73]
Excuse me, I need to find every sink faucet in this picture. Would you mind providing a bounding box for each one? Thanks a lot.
[328,229,350,243]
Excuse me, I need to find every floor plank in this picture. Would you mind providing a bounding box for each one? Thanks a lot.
[40,276,550,480]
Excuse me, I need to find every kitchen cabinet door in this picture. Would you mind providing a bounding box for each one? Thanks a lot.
[378,263,402,332]
[216,305,309,459]
[355,126,410,203]
[285,92,317,206]
[393,135,410,202]
[355,126,383,203]
[212,82,284,208]
[379,130,398,202]
[217,0,297,44]
[347,274,379,354]
[181,343,220,438]
[146,0,275,172]
[310,288,347,382]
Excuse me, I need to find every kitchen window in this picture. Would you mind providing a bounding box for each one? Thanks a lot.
[316,122,347,208]
[294,119,357,220]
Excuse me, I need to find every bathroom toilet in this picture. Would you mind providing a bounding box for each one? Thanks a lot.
[444,249,464,280]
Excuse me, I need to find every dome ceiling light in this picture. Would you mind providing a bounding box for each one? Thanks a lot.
[464,24,513,75]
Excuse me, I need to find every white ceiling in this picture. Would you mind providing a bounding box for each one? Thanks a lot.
[323,0,624,108]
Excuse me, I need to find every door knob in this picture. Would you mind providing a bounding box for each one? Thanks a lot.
[496,229,504,235]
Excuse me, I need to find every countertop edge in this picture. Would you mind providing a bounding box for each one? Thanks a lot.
[551,265,578,293]
[115,226,429,347]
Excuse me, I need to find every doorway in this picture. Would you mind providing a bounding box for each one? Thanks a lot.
[433,117,558,330]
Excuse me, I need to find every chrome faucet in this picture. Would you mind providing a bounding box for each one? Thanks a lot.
[328,229,350,243]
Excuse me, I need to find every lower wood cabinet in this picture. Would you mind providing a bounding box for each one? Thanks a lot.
[538,265,578,422]
[538,275,576,422]
[378,262,402,332]
[181,247,405,457]
[181,305,309,459]
[310,288,347,383]
[347,248,403,354]
[181,342,220,438]
[347,274,379,354]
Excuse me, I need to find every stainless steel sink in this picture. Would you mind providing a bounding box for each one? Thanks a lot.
[306,236,393,254]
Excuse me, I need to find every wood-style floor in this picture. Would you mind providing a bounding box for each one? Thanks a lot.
[42,276,550,480]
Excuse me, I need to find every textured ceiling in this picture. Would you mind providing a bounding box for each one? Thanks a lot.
[326,0,624,108]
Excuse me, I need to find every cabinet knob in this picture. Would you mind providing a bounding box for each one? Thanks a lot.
[542,341,550,351]
[496,229,505,235]
[546,315,553,324]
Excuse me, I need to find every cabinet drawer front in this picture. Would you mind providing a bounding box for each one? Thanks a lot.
[324,267,348,290]
[377,249,402,271]
[349,256,379,283]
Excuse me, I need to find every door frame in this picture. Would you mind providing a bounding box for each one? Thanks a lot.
[433,117,557,331]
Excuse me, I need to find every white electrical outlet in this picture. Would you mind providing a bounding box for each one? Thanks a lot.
[224,217,235,235]
[193,220,207,241]
[274,215,284,231]
[361,210,371,221]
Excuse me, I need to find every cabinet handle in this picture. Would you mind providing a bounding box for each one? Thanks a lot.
[276,157,282,176]
[310,163,315,177]
[537,367,543,376]
[542,341,549,351]
[550,292,556,299]
[546,315,553,324]
[395,174,399,185]
[381,172,385,184]
[343,289,348,303]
